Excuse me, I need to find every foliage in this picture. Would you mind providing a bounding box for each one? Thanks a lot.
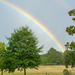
[40,47,63,65]
[3,50,18,73]
[6,26,43,74]
[0,42,7,70]
[0,42,7,75]
[64,50,75,68]
[64,50,71,68]
[64,9,75,68]
[66,26,75,35]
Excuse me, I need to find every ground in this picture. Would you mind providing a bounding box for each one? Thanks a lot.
[1,65,75,75]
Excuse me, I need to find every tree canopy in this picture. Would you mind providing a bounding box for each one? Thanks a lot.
[6,26,43,75]
[41,47,63,65]
[64,9,75,68]
[0,42,7,75]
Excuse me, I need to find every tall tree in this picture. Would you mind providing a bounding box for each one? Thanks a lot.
[0,42,7,75]
[6,26,43,75]
[41,47,63,65]
[64,9,75,68]
[46,47,63,65]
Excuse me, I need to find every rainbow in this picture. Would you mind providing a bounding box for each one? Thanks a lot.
[0,0,65,52]
[55,0,70,11]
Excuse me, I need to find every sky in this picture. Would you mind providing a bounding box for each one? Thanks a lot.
[0,0,75,54]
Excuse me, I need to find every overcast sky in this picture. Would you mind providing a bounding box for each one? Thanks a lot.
[0,0,75,54]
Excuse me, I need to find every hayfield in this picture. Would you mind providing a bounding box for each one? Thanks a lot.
[1,65,75,75]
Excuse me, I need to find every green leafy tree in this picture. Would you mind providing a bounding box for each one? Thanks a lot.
[40,54,47,65]
[63,50,75,68]
[41,47,63,65]
[47,47,63,65]
[0,42,7,75]
[6,26,43,75]
[64,9,75,68]
[63,50,71,68]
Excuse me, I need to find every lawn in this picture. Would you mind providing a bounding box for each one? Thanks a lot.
[0,65,75,75]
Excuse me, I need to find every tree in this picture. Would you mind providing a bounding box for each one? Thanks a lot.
[40,47,63,65]
[63,50,71,68]
[0,42,7,75]
[6,26,43,75]
[46,47,63,65]
[64,9,75,68]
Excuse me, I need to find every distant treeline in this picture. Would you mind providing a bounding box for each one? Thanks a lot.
[40,47,64,65]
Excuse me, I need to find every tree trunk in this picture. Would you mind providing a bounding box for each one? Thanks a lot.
[1,70,3,75]
[24,68,26,75]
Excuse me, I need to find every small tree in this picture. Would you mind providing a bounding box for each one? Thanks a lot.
[0,42,7,75]
[64,9,75,68]
[6,26,43,75]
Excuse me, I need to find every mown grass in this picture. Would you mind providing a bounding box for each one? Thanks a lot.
[2,73,75,75]
[0,73,64,75]
[0,65,75,75]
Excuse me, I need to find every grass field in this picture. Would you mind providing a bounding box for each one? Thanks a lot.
[0,65,75,75]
